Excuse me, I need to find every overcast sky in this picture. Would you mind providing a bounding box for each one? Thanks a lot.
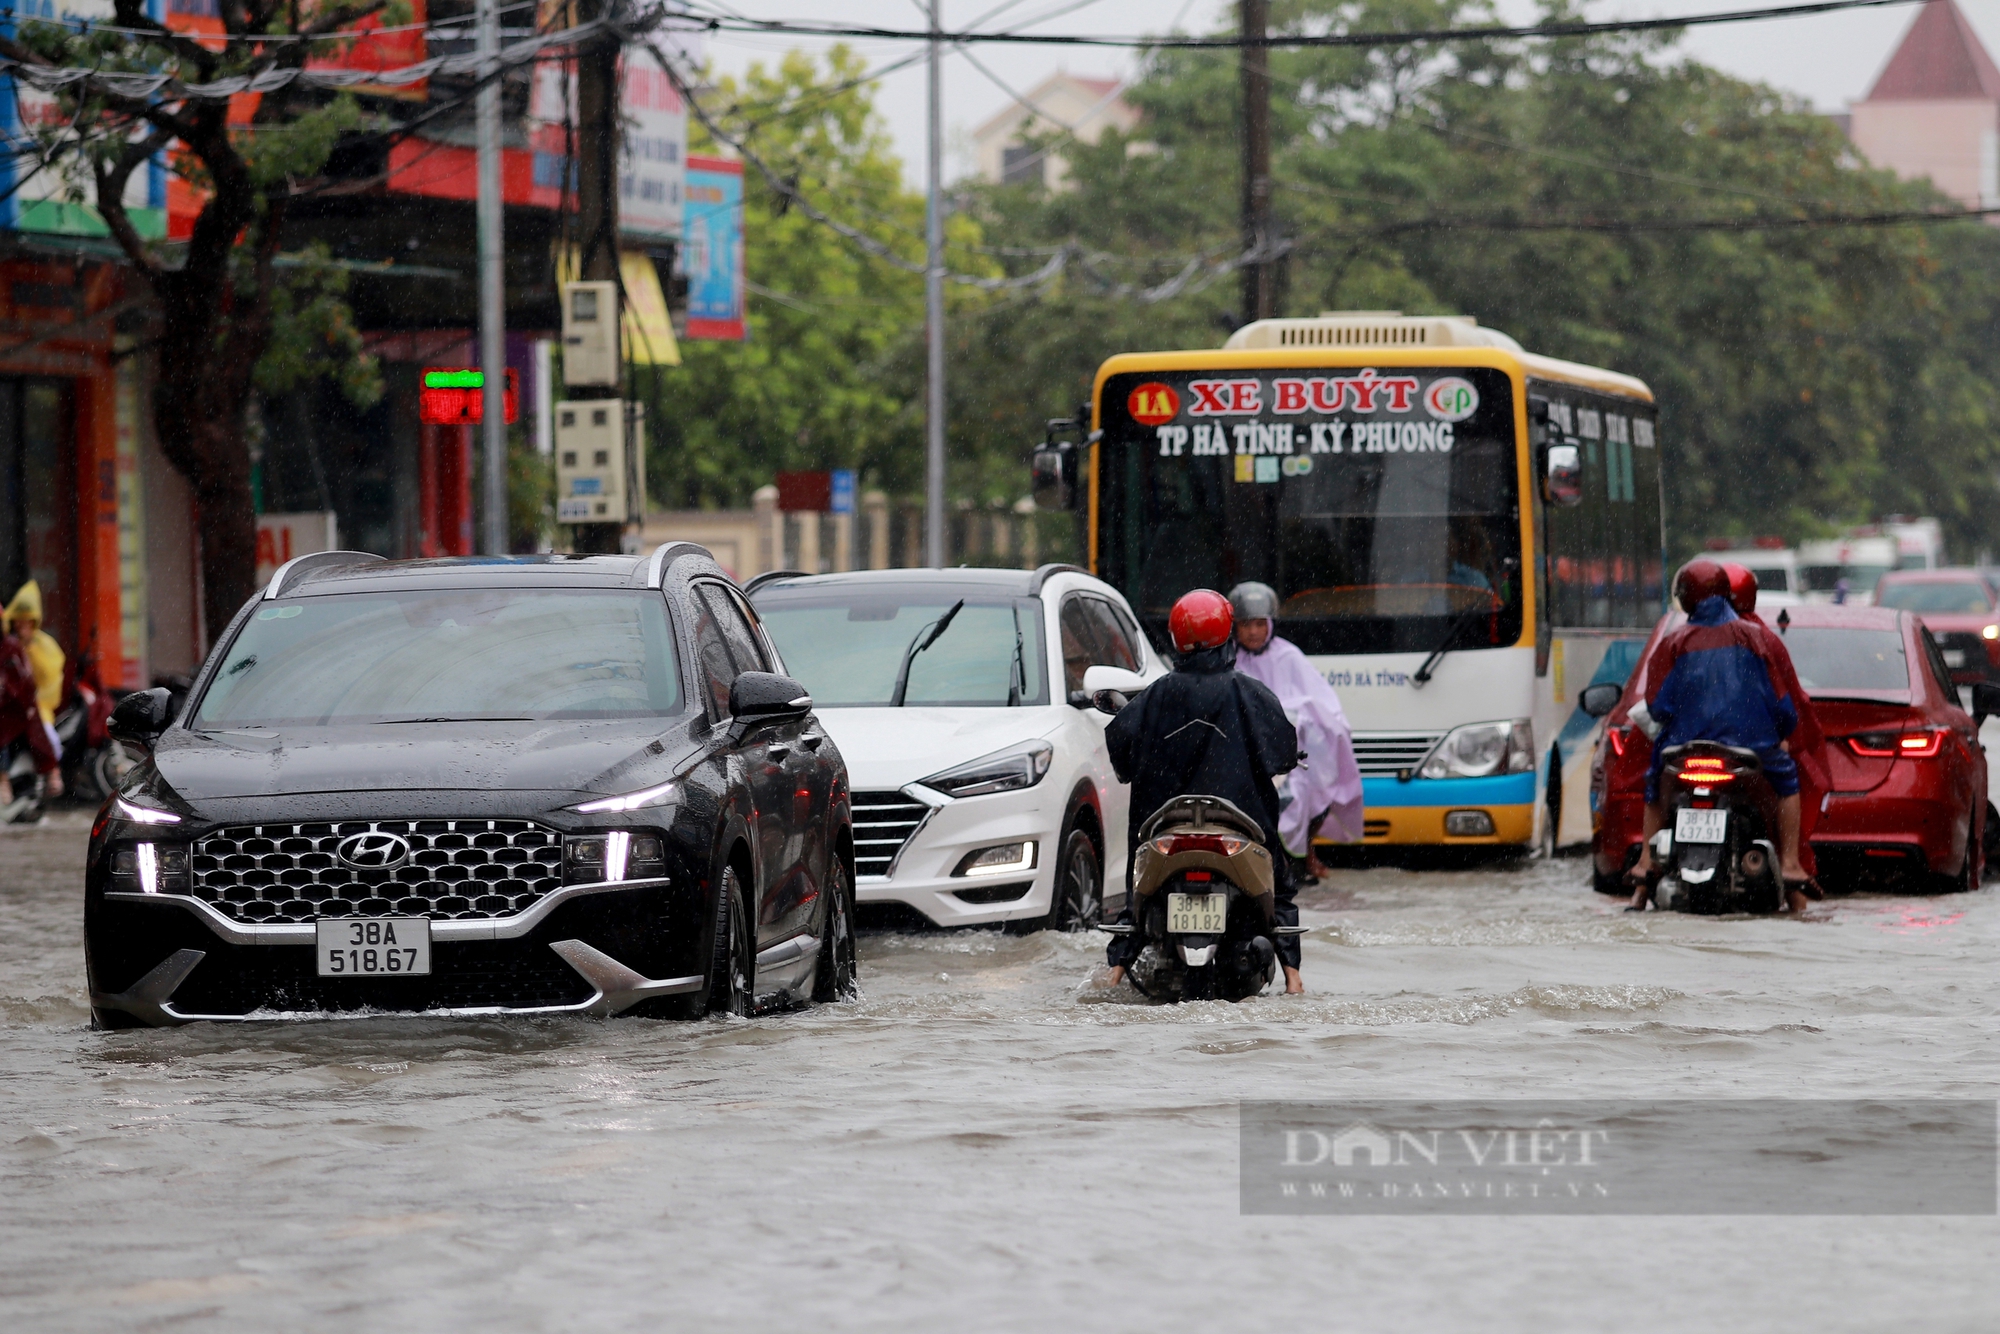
[685,0,1987,185]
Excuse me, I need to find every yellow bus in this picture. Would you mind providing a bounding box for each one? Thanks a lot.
[1034,313,1665,850]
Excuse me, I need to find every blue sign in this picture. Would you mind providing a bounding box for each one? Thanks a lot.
[682,155,744,340]
[830,469,856,514]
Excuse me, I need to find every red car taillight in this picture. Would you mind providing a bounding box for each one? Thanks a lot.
[1847,729,1944,758]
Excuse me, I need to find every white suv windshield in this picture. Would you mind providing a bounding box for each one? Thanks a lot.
[755,590,1047,706]
[194,589,683,726]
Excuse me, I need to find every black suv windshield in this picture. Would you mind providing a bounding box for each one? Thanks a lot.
[194,589,683,727]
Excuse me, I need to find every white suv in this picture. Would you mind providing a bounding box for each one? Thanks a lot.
[748,565,1166,929]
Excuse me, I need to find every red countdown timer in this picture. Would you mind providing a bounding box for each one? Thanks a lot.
[419,367,519,425]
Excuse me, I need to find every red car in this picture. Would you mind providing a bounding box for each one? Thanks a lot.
[1589,604,1992,894]
[1872,568,2000,687]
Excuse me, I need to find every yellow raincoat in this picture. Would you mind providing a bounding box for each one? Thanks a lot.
[5,581,63,724]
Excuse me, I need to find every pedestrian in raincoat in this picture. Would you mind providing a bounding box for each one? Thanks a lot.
[1227,582,1364,882]
[0,618,59,812]
[5,581,63,730]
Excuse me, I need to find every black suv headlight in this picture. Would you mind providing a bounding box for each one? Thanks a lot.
[564,832,667,884]
[920,740,1054,798]
[109,843,190,895]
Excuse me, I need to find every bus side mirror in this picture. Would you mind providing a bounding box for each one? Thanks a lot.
[1578,682,1622,718]
[1031,443,1074,511]
[1543,443,1583,507]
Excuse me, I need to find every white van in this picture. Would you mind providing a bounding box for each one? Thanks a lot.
[1706,548,1803,606]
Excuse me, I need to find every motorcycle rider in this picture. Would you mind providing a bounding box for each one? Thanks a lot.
[1625,559,1815,912]
[1722,561,1828,882]
[0,617,59,815]
[5,581,63,742]
[1101,589,1305,994]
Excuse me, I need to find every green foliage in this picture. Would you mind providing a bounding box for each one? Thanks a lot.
[645,47,992,510]
[254,243,383,409]
[937,0,2000,557]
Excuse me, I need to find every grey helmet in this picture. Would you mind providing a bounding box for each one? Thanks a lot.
[1228,581,1279,622]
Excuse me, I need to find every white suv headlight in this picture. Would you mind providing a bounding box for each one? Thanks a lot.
[920,739,1053,798]
[1418,720,1533,780]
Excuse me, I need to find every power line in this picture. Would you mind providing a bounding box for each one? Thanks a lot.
[671,0,1924,49]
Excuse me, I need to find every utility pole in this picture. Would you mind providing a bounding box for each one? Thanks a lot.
[477,0,507,555]
[1239,0,1276,326]
[572,0,624,555]
[924,0,946,568]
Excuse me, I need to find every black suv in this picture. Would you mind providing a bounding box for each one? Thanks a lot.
[85,544,856,1026]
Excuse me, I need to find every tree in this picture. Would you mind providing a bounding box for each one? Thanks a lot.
[945,0,2000,558]
[647,46,991,510]
[3,3,383,639]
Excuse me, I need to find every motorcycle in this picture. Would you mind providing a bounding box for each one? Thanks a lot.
[53,645,133,805]
[1102,793,1305,1001]
[1650,741,1783,915]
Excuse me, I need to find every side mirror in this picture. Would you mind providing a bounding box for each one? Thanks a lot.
[1081,665,1147,697]
[1031,443,1076,511]
[1973,683,2000,724]
[728,671,812,729]
[1578,682,1622,718]
[1091,689,1128,715]
[108,687,173,746]
[1543,443,1582,507]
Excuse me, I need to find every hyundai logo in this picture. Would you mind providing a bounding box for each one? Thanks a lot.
[336,831,412,871]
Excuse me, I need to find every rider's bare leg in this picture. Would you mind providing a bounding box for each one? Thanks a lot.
[1627,799,1667,907]
[1777,793,1814,911]
[1283,965,1304,994]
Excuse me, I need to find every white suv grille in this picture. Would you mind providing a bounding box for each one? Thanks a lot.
[851,792,929,878]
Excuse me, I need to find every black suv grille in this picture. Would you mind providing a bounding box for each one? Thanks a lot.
[852,791,928,877]
[190,819,566,924]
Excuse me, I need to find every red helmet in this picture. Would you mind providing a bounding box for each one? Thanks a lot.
[1169,589,1234,652]
[1721,562,1758,616]
[1673,558,1731,614]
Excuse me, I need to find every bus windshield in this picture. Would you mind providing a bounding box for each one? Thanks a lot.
[1097,366,1525,655]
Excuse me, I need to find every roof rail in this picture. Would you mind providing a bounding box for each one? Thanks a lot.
[1028,563,1089,595]
[743,569,812,595]
[263,551,386,599]
[643,541,714,588]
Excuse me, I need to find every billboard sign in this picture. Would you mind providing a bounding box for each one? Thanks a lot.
[683,156,745,341]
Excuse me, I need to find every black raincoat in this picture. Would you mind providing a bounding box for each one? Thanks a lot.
[1104,642,1303,969]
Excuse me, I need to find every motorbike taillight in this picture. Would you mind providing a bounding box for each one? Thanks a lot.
[1152,833,1249,857]
[1675,757,1735,785]
[1606,727,1630,757]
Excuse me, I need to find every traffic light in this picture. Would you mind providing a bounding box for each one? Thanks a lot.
[419,367,519,425]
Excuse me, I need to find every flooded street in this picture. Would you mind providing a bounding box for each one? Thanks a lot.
[6,812,1999,1331]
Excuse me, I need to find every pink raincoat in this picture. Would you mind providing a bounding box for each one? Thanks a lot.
[1235,633,1364,854]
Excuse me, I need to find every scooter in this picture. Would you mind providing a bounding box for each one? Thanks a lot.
[1650,741,1783,915]
[53,646,132,805]
[1103,794,1304,1001]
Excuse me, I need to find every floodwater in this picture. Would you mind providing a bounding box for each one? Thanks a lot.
[5,812,2000,1331]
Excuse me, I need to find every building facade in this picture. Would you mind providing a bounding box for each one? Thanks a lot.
[1849,0,2000,213]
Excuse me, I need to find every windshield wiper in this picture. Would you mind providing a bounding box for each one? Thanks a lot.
[889,599,965,707]
[1412,605,1490,688]
[1007,606,1027,707]
[376,716,535,724]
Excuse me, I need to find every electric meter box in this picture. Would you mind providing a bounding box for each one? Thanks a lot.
[560,280,620,387]
[554,399,627,524]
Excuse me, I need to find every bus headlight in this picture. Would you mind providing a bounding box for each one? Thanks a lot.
[1418,720,1534,780]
